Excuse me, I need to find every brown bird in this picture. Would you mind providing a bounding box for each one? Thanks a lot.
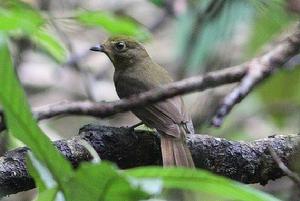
[90,36,194,167]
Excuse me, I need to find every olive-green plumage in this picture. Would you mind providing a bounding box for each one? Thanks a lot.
[91,36,195,167]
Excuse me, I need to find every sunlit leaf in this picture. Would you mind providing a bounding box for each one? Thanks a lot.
[63,162,149,201]
[127,167,281,201]
[31,29,67,63]
[27,152,57,193]
[0,0,44,33]
[0,37,73,184]
[35,187,58,201]
[75,11,150,40]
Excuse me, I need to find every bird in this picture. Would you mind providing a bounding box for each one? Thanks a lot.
[90,36,195,168]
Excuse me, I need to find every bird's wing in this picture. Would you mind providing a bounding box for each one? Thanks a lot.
[115,72,194,137]
[133,96,194,138]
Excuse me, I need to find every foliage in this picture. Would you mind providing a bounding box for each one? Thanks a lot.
[127,167,281,201]
[75,11,150,41]
[0,36,72,178]
[0,0,65,63]
[0,0,149,63]
[0,0,44,33]
[31,29,67,63]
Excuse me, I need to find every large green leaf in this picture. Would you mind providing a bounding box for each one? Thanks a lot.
[31,29,67,63]
[0,0,67,63]
[63,162,150,201]
[127,167,281,201]
[27,153,49,192]
[0,34,150,201]
[35,187,58,201]
[0,0,44,33]
[0,37,73,185]
[75,11,150,40]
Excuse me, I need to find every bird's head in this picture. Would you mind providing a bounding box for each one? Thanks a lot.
[90,36,149,69]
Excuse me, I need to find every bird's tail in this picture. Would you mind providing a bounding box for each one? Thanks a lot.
[160,129,194,168]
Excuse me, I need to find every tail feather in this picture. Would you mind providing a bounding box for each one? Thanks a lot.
[160,136,194,168]
[161,136,175,166]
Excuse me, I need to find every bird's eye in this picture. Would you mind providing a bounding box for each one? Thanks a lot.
[114,41,126,51]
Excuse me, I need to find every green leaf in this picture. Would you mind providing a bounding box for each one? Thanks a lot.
[0,0,66,63]
[127,167,281,201]
[0,36,73,185]
[75,11,150,40]
[35,187,58,201]
[0,0,44,34]
[129,178,163,196]
[27,152,57,192]
[31,29,67,63]
[63,162,149,201]
[148,0,165,7]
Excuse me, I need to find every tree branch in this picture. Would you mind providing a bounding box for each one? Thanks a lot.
[0,124,299,196]
[0,65,246,133]
[212,25,300,127]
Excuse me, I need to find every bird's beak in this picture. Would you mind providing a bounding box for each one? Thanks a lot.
[90,44,104,52]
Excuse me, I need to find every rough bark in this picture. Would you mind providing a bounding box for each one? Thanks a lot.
[0,124,299,196]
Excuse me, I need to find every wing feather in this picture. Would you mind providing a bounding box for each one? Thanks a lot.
[115,69,194,137]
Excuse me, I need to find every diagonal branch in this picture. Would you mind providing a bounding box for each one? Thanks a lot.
[0,124,299,196]
[34,66,245,119]
[212,25,300,127]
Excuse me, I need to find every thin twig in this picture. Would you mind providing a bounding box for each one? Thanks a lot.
[268,146,300,189]
[211,25,300,127]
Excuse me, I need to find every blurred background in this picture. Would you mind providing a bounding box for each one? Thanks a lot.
[1,0,300,200]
